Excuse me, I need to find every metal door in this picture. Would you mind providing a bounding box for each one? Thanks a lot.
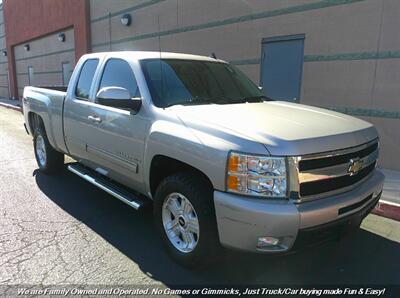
[260,34,305,102]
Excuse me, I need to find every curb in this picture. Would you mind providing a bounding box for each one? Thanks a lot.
[0,102,22,112]
[373,200,400,221]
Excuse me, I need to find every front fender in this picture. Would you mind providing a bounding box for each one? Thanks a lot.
[143,120,228,196]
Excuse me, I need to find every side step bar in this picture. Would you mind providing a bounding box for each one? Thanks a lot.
[67,163,149,210]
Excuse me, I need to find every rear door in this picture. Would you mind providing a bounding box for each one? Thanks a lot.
[64,58,100,161]
[84,58,149,192]
[260,34,305,102]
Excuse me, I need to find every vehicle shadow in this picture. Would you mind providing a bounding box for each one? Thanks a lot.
[34,168,400,285]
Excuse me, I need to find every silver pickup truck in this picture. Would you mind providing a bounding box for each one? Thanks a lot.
[23,51,384,268]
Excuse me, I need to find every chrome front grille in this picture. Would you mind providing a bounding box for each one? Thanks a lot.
[289,139,379,202]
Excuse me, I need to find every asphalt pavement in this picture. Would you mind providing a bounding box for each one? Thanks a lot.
[1,107,400,287]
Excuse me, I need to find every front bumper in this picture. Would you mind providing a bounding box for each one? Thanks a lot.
[213,169,384,253]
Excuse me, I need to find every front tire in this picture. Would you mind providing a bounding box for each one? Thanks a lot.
[33,128,64,174]
[154,172,221,268]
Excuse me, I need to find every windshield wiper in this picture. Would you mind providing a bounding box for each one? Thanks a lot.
[164,95,273,107]
[164,97,213,108]
[211,95,275,105]
[241,95,274,103]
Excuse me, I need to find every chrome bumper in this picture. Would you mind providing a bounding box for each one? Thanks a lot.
[213,170,384,253]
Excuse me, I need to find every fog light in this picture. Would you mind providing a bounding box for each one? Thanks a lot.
[257,236,279,248]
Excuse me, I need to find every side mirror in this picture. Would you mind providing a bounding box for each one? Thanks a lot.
[96,87,141,111]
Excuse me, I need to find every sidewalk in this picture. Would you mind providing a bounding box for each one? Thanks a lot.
[0,97,22,112]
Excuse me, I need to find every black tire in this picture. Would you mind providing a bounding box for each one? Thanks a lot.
[154,172,221,269]
[33,127,64,174]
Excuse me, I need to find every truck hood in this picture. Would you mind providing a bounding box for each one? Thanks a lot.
[170,101,378,156]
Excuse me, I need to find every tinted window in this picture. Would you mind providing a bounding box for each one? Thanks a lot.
[99,59,140,97]
[140,59,266,108]
[75,59,99,100]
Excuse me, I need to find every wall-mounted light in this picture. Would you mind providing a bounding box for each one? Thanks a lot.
[58,33,66,42]
[24,44,30,51]
[2,50,7,57]
[121,13,132,26]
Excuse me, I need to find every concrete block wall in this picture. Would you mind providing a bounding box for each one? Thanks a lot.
[0,5,9,98]
[89,0,399,170]
[14,28,75,97]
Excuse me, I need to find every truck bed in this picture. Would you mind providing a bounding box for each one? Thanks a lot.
[23,86,68,154]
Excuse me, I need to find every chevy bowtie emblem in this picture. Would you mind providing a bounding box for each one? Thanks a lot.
[348,158,364,175]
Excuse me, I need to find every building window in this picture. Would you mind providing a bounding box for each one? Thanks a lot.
[62,62,71,86]
[28,66,34,86]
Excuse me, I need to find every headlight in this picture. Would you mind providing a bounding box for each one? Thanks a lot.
[227,152,287,198]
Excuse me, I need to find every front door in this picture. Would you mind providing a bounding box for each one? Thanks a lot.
[85,58,149,193]
[260,34,305,102]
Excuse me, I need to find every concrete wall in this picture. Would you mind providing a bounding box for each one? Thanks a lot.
[88,0,399,171]
[0,4,9,98]
[14,28,75,96]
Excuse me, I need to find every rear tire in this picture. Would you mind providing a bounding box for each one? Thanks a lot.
[33,128,64,174]
[154,172,221,269]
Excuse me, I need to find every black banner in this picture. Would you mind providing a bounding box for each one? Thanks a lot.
[1,285,399,297]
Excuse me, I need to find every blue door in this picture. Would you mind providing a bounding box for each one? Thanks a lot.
[260,34,305,102]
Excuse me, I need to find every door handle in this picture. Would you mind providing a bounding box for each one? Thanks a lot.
[88,115,102,123]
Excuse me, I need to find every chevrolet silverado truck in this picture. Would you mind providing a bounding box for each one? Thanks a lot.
[23,51,384,268]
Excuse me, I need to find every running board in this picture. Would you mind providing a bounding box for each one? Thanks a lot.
[67,163,149,210]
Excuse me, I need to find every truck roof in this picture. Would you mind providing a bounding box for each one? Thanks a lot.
[81,51,226,63]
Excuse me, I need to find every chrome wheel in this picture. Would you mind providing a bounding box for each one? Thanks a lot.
[35,134,47,167]
[162,192,200,253]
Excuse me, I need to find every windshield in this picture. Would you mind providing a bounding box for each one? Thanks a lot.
[140,59,270,108]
